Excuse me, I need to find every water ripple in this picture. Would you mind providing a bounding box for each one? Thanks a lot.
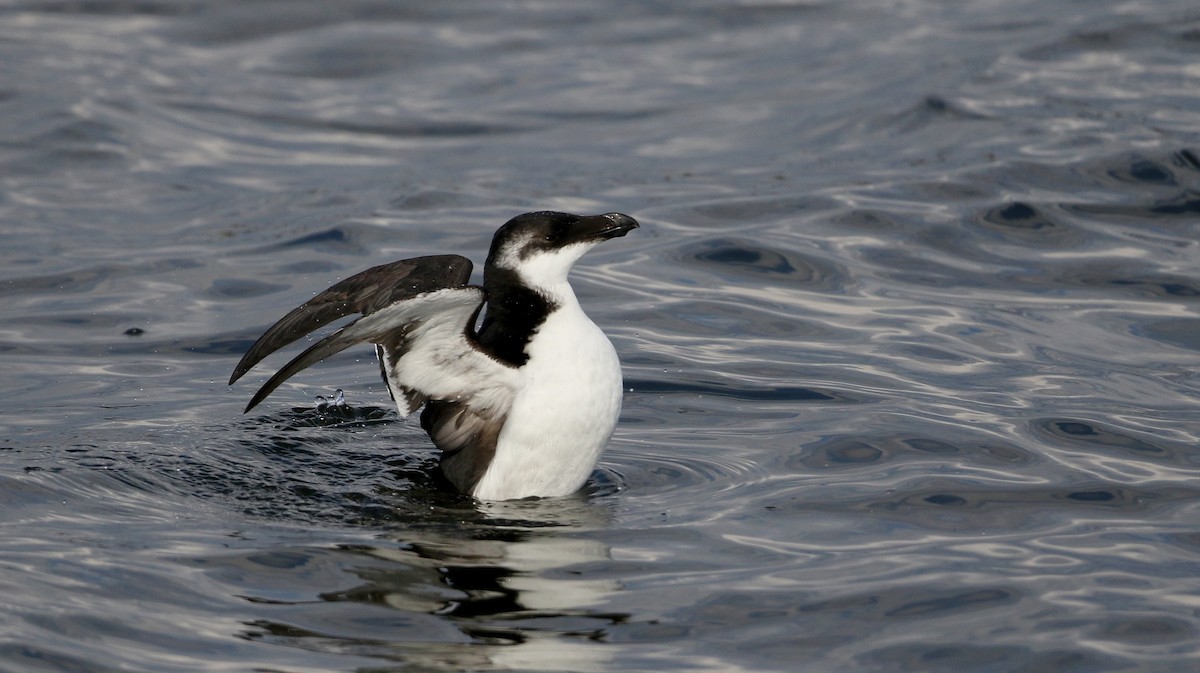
[4,1,1200,672]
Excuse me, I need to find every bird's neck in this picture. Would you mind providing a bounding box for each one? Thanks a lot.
[478,266,574,366]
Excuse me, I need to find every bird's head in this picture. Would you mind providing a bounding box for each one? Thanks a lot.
[485,211,639,294]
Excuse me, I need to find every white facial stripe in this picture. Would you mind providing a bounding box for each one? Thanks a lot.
[493,231,534,272]
[514,242,594,296]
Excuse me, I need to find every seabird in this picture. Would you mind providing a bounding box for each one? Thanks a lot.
[229,211,639,501]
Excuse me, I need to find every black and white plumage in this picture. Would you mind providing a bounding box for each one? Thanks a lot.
[229,211,639,501]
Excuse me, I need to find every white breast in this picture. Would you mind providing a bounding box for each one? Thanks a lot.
[471,302,623,500]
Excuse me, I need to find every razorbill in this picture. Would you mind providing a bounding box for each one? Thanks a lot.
[229,211,639,501]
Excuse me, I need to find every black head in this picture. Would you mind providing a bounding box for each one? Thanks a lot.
[485,211,639,274]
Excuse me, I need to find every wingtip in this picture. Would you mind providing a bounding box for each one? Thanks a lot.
[229,351,259,386]
[236,366,275,413]
[243,388,268,414]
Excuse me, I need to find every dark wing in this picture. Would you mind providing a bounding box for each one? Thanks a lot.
[230,254,472,385]
[238,287,518,414]
[229,254,479,411]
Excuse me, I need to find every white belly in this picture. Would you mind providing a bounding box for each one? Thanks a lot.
[472,305,623,500]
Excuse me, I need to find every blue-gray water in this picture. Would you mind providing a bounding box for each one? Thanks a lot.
[3,1,1200,671]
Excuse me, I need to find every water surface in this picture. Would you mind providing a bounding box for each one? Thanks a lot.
[2,1,1200,671]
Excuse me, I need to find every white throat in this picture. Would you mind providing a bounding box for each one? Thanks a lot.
[503,242,595,303]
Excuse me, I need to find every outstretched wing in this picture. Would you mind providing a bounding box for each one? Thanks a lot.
[229,255,473,387]
[230,254,523,494]
[238,286,520,414]
[232,253,524,414]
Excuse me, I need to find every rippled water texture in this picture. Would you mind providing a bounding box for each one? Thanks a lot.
[3,1,1200,671]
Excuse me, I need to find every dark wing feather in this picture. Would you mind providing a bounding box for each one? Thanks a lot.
[236,286,518,415]
[240,318,367,413]
[229,254,472,385]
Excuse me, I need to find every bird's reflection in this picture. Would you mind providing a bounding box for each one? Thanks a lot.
[238,489,627,671]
